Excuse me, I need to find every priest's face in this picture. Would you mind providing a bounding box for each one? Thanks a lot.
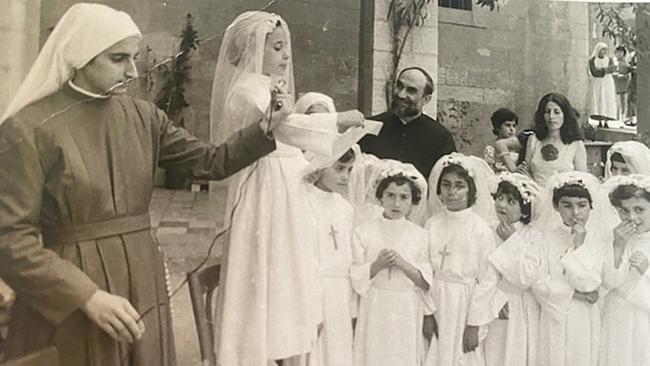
[73,36,140,95]
[554,196,591,227]
[616,196,650,234]
[262,26,290,78]
[315,160,354,195]
[391,70,431,119]
[380,182,413,220]
[438,172,469,212]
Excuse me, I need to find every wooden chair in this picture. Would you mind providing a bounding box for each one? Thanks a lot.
[0,347,59,366]
[187,262,221,366]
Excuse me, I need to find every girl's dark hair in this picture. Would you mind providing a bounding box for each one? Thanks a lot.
[338,148,356,164]
[552,183,593,208]
[491,108,519,136]
[533,93,583,144]
[492,181,532,224]
[609,184,650,207]
[376,174,422,205]
[435,164,477,207]
[615,46,627,56]
[610,152,626,164]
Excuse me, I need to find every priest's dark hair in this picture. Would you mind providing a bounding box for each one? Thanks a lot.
[533,92,583,144]
[376,173,422,205]
[492,181,532,224]
[552,183,593,208]
[609,184,650,208]
[436,164,477,207]
[398,67,434,96]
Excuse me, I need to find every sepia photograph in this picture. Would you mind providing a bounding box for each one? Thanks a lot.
[0,0,649,365]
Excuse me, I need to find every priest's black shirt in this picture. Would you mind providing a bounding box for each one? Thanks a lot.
[359,112,456,178]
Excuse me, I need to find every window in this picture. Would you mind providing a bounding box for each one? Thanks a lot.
[438,0,472,11]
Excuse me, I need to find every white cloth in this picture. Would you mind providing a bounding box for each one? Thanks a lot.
[425,208,505,366]
[531,224,604,366]
[525,135,584,188]
[590,43,617,121]
[351,216,432,366]
[305,186,356,366]
[295,92,336,115]
[485,225,544,366]
[1,3,141,122]
[428,153,498,226]
[599,231,650,366]
[604,140,650,179]
[211,50,341,366]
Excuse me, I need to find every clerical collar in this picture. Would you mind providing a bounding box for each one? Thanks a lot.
[395,112,422,125]
[68,80,111,99]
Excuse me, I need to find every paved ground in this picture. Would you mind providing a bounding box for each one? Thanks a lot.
[152,186,227,366]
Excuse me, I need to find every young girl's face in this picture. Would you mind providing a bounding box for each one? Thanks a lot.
[380,182,413,220]
[494,192,523,224]
[315,160,354,195]
[610,160,632,176]
[262,26,290,77]
[554,196,591,227]
[497,120,517,139]
[439,172,470,212]
[598,47,609,58]
[544,101,564,131]
[616,196,650,233]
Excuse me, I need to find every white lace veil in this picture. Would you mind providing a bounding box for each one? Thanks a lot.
[209,11,294,146]
[490,172,545,223]
[348,156,428,226]
[1,3,141,123]
[532,171,617,243]
[427,152,497,225]
[604,140,650,179]
[294,92,335,115]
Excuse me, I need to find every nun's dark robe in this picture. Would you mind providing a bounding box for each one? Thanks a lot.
[0,84,275,365]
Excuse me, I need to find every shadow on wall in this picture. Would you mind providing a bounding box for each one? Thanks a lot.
[436,99,496,157]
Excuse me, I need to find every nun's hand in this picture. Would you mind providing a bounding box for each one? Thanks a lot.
[82,290,145,343]
[336,110,365,132]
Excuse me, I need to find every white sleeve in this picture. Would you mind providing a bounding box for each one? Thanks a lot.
[531,244,574,322]
[273,113,338,155]
[560,242,603,292]
[350,227,374,297]
[488,230,543,290]
[627,269,650,312]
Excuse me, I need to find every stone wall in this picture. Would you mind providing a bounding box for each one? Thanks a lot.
[364,1,439,117]
[39,0,360,142]
[0,0,41,116]
[437,1,590,156]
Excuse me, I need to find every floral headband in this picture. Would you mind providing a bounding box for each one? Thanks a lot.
[550,174,589,193]
[493,172,540,204]
[373,165,427,199]
[605,174,650,195]
[440,154,474,178]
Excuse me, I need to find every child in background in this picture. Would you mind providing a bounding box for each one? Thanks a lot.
[351,164,432,366]
[612,46,631,122]
[483,108,520,173]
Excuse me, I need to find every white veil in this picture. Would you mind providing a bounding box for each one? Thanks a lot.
[604,140,650,179]
[532,171,617,243]
[427,152,497,225]
[348,155,428,226]
[1,3,141,123]
[490,172,545,223]
[209,11,294,146]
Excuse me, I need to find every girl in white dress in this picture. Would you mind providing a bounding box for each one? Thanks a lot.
[599,174,650,366]
[208,12,364,366]
[425,153,507,366]
[484,173,544,366]
[351,163,432,366]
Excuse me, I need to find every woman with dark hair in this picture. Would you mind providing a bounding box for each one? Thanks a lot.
[523,93,587,187]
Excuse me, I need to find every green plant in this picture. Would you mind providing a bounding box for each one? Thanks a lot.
[385,0,502,107]
[154,13,199,127]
